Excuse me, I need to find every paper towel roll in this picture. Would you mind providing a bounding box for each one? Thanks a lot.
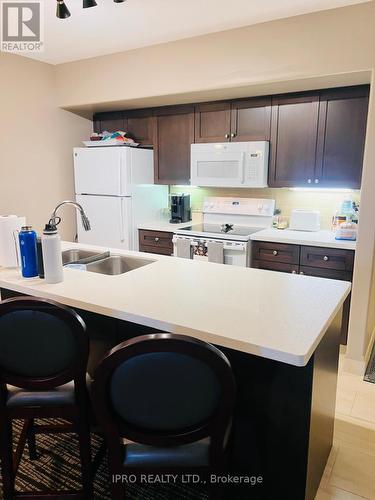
[0,215,26,268]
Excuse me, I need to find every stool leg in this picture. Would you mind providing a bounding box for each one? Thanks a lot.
[0,418,15,500]
[76,416,93,499]
[27,418,38,460]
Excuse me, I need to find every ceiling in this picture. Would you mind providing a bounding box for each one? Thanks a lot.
[24,0,369,65]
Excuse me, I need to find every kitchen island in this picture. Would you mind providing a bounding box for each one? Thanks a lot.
[0,242,351,500]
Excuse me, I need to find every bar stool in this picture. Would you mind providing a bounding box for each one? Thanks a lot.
[0,296,92,499]
[91,333,235,500]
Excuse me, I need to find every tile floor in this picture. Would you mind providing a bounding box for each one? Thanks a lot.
[316,353,375,499]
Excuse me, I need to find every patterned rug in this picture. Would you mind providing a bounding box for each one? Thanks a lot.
[1,419,207,500]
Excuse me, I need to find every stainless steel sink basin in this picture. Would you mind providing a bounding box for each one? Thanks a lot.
[62,249,106,265]
[86,255,155,275]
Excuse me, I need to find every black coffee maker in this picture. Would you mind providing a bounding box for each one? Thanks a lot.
[170,194,191,224]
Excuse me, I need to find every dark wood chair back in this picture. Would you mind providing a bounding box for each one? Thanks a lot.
[0,296,92,499]
[91,333,235,467]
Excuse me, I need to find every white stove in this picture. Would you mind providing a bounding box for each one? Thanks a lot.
[173,197,275,266]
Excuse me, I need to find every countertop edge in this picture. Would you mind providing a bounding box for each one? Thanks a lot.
[250,230,356,250]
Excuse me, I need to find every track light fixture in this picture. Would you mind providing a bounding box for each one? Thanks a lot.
[56,0,71,18]
[56,0,126,19]
[83,0,97,7]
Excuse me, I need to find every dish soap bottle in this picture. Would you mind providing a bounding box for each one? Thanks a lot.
[41,218,63,284]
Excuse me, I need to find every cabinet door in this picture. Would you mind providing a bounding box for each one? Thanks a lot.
[194,102,231,143]
[252,241,300,265]
[154,106,194,185]
[139,230,173,255]
[316,86,369,188]
[300,246,354,272]
[126,110,155,146]
[230,97,271,141]
[269,94,319,187]
[252,260,299,274]
[93,111,126,133]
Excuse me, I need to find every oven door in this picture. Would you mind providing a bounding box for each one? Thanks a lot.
[173,236,249,267]
[191,150,246,187]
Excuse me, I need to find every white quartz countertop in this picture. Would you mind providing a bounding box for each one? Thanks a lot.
[250,228,356,250]
[0,242,351,367]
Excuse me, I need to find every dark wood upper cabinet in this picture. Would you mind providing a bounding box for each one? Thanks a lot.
[269,93,320,187]
[125,110,155,146]
[230,97,271,141]
[194,102,231,143]
[153,106,194,185]
[315,86,369,188]
[93,111,126,133]
[92,85,369,189]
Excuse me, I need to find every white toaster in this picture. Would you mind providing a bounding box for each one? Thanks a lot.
[289,209,320,232]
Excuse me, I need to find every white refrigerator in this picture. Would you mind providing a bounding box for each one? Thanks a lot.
[74,147,168,251]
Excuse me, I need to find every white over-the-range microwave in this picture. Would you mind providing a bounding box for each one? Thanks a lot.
[190,141,269,188]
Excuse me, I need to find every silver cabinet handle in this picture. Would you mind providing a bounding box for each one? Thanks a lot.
[225,133,230,139]
[300,271,304,275]
[315,179,319,184]
[273,250,278,256]
[154,237,160,242]
[231,133,236,138]
[323,255,329,261]
[307,179,312,184]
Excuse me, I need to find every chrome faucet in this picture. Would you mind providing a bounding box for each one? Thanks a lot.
[51,200,91,231]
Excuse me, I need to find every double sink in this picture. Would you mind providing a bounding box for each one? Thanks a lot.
[62,249,155,276]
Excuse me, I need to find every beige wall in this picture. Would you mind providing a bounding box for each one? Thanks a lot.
[55,2,375,111]
[0,53,92,240]
[170,186,360,231]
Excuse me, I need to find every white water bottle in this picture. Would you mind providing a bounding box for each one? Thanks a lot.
[41,221,63,284]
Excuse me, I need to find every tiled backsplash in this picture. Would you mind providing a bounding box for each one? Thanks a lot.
[170,186,361,230]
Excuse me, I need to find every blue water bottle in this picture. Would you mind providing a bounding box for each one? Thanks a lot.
[18,226,38,278]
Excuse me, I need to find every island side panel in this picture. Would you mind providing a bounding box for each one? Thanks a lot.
[219,308,342,499]
[219,345,314,499]
[305,307,342,500]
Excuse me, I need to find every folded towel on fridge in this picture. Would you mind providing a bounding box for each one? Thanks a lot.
[207,241,224,264]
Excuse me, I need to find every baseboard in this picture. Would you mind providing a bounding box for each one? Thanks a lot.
[365,326,375,363]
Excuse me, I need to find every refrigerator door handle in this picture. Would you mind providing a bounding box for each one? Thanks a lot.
[118,157,123,197]
[120,198,125,242]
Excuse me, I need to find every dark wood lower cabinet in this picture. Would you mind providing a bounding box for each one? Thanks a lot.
[251,241,354,344]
